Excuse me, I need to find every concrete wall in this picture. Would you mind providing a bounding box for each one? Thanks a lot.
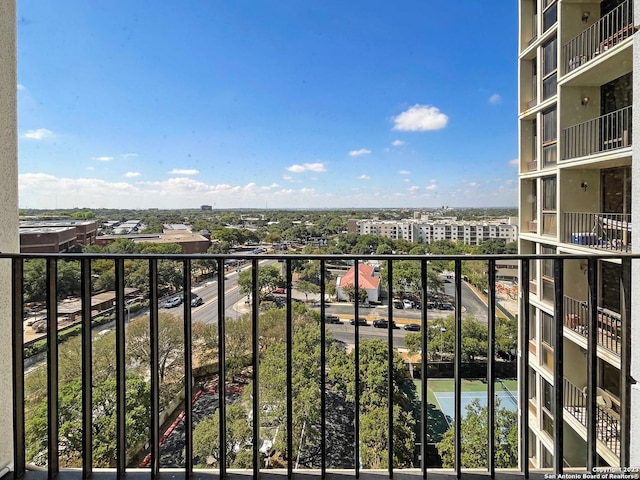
[0,0,18,470]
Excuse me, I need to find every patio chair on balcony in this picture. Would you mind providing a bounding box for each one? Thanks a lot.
[596,215,631,250]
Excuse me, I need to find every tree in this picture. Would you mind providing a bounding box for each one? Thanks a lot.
[126,313,185,384]
[328,340,416,467]
[381,260,443,297]
[26,375,150,467]
[193,403,253,467]
[237,265,284,299]
[436,399,517,468]
[296,280,319,302]
[340,284,368,304]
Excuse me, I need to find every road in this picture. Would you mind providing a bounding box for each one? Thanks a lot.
[161,259,276,324]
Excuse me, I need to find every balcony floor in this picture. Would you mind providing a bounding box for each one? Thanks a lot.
[2,468,569,480]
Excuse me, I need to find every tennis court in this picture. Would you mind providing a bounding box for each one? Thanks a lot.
[434,389,518,426]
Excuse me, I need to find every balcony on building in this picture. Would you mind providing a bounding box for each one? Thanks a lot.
[563,378,621,465]
[560,165,631,253]
[0,251,634,478]
[561,0,635,78]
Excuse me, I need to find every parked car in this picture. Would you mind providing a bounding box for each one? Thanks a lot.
[350,317,369,326]
[272,287,286,294]
[191,296,204,307]
[403,323,421,331]
[426,302,437,309]
[393,301,404,309]
[402,299,414,309]
[163,297,182,308]
[438,302,454,310]
[324,314,340,324]
[373,319,399,329]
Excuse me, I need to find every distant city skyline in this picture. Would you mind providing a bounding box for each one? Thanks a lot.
[18,1,518,210]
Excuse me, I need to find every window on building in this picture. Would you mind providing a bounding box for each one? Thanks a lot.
[542,109,557,167]
[542,177,556,235]
[542,0,557,32]
[529,305,537,341]
[542,444,553,468]
[541,311,554,346]
[529,367,537,400]
[541,311,555,369]
[542,37,557,100]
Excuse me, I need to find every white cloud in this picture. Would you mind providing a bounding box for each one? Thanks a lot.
[21,128,53,140]
[392,140,406,146]
[349,148,371,157]
[17,84,25,91]
[468,182,480,187]
[358,174,371,180]
[399,170,410,175]
[392,104,448,131]
[425,183,438,191]
[508,158,519,167]
[124,172,141,178]
[286,162,326,173]
[489,93,502,104]
[408,186,420,192]
[404,178,410,183]
[93,156,113,162]
[123,153,139,159]
[169,168,199,175]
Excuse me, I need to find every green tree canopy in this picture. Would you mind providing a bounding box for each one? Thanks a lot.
[436,399,517,468]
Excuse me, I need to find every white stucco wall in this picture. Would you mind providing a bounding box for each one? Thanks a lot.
[0,0,18,470]
[630,3,640,468]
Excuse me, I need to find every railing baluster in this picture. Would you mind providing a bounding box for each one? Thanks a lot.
[320,259,327,475]
[12,258,25,477]
[217,259,227,476]
[251,258,260,479]
[587,256,598,472]
[115,257,126,477]
[454,259,462,478]
[354,259,360,478]
[286,259,293,478]
[149,258,160,475]
[80,258,93,477]
[620,257,631,466]
[520,259,530,478]
[387,259,394,479]
[420,259,428,479]
[553,258,564,475]
[487,259,496,478]
[182,259,193,474]
[46,257,59,474]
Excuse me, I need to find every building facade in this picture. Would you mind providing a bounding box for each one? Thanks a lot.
[518,0,639,468]
[349,218,518,245]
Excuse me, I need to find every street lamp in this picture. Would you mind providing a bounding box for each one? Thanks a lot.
[440,327,446,361]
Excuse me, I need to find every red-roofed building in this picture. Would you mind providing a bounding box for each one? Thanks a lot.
[336,263,381,303]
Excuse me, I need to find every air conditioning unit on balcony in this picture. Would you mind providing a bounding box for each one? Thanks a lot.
[527,160,538,171]
[528,220,538,232]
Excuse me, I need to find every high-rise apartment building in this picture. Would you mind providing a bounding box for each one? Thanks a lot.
[518,0,639,468]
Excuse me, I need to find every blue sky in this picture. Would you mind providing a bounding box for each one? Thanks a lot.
[17,1,518,210]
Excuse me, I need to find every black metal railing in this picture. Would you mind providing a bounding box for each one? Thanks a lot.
[563,212,632,253]
[562,0,634,75]
[1,252,634,478]
[562,107,632,160]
